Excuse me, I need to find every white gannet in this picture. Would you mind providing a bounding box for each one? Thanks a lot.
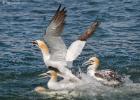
[46,69,80,90]
[83,56,124,86]
[32,4,99,81]
[32,39,80,81]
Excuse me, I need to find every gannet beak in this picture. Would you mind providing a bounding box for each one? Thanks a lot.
[38,72,50,79]
[32,40,38,46]
[38,72,48,77]
[82,60,91,66]
[46,72,51,76]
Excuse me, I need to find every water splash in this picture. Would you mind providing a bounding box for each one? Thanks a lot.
[31,74,140,100]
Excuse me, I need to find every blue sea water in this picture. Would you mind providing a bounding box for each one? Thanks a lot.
[0,0,140,100]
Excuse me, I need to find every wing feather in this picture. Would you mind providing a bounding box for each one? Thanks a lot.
[95,70,122,82]
[44,5,67,61]
[66,21,100,67]
[79,21,99,41]
[45,4,66,36]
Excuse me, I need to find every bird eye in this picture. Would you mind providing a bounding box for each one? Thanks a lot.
[47,73,51,76]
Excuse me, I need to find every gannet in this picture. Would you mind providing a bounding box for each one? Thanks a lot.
[32,39,80,81]
[83,56,124,86]
[32,4,99,81]
[46,69,80,90]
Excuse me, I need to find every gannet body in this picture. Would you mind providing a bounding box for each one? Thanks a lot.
[83,56,124,86]
[46,70,80,90]
[32,5,99,81]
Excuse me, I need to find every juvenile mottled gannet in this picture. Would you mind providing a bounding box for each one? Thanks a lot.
[83,56,124,86]
[32,5,99,81]
[46,69,80,90]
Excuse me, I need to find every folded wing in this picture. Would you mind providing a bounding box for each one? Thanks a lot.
[95,70,122,82]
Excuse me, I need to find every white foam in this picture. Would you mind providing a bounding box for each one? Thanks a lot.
[34,74,140,99]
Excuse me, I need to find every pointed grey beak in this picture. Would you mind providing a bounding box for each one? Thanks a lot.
[32,40,39,47]
[38,72,48,77]
[82,60,91,66]
[38,72,50,79]
[32,40,38,45]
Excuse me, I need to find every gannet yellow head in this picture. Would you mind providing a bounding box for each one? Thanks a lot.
[88,57,100,66]
[32,40,49,54]
[83,56,100,70]
[47,70,57,81]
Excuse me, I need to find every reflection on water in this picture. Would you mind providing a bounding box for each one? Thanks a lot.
[0,0,140,99]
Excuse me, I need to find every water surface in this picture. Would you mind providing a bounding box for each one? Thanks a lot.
[0,0,140,100]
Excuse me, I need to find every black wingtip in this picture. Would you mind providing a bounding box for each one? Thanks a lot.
[62,7,66,11]
[94,16,101,26]
[57,4,61,12]
[56,4,67,14]
[78,19,100,41]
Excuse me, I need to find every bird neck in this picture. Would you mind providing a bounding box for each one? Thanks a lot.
[38,43,49,57]
[40,48,49,55]
[39,48,50,62]
[50,75,57,82]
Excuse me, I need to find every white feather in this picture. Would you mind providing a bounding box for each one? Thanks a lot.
[66,40,86,67]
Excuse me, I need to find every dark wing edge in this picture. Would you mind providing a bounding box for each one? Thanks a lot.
[45,4,67,36]
[78,21,100,41]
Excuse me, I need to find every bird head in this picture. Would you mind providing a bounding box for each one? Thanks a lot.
[32,40,49,53]
[32,40,46,49]
[47,70,57,76]
[46,70,58,81]
[82,56,100,69]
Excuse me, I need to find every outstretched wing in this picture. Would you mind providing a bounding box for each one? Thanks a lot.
[66,21,100,68]
[43,5,80,81]
[45,4,66,36]
[78,21,99,41]
[44,5,67,61]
